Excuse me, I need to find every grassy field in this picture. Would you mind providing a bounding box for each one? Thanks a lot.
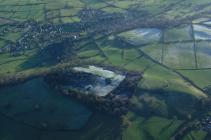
[0,49,38,74]
[196,42,211,68]
[179,69,211,89]
[140,43,163,63]
[138,64,207,99]
[0,0,210,24]
[164,25,193,42]
[0,44,65,75]
[183,130,208,140]
[77,38,207,100]
[163,43,196,69]
[122,112,184,140]
[0,40,5,48]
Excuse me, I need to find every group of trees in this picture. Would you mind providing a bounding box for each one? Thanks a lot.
[45,69,142,116]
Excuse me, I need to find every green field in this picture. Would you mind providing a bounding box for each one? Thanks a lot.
[183,130,207,140]
[122,112,184,140]
[179,69,211,89]
[196,42,211,68]
[163,43,196,69]
[164,25,193,42]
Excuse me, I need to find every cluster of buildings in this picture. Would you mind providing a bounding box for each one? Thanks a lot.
[201,115,211,132]
[0,7,132,56]
[0,20,78,56]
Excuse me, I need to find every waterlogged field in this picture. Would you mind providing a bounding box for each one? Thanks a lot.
[194,25,211,40]
[118,28,162,46]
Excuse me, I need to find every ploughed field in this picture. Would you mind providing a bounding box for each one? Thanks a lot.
[1,0,211,140]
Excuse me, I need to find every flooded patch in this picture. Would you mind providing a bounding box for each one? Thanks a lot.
[193,18,211,24]
[118,28,162,45]
[203,20,211,26]
[61,66,125,97]
[194,24,211,40]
